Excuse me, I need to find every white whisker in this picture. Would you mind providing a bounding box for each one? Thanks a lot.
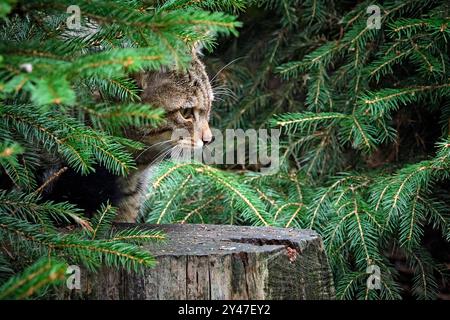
[211,56,245,82]
[148,146,175,168]
[135,140,175,161]
[212,87,238,102]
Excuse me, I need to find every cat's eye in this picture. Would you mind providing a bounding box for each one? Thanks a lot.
[180,108,194,120]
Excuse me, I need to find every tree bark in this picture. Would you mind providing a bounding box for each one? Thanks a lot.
[65,223,335,300]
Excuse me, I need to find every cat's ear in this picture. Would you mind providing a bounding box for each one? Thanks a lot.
[133,72,145,89]
[191,31,217,57]
[132,71,161,90]
[191,40,205,57]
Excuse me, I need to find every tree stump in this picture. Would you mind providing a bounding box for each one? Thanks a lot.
[68,224,335,300]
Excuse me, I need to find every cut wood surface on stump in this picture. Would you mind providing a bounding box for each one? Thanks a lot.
[67,224,335,300]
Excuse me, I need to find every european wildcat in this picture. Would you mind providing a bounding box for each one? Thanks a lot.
[43,48,214,223]
[115,49,214,222]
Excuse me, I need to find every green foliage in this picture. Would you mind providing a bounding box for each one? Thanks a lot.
[144,161,271,226]
[142,0,450,300]
[0,0,237,299]
[0,257,66,300]
[1,0,449,300]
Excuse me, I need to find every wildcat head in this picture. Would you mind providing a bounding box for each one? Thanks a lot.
[130,50,214,165]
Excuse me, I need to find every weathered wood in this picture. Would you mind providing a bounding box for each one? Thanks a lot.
[65,224,335,300]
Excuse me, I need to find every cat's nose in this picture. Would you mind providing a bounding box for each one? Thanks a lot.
[203,135,215,145]
[202,126,214,145]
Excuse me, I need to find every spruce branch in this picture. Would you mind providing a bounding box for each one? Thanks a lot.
[0,257,66,300]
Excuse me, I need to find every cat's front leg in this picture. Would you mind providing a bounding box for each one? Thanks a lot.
[114,169,146,223]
